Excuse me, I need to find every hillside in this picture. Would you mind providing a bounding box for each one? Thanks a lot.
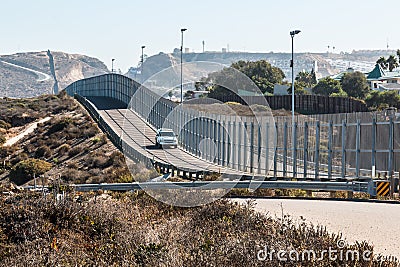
[127,50,396,84]
[0,92,155,187]
[0,51,108,98]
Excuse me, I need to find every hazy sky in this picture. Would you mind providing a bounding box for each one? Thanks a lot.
[1,0,399,72]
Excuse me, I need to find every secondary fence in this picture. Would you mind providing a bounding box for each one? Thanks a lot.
[210,94,368,114]
[65,74,400,181]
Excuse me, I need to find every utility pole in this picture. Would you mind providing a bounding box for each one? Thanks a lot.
[180,28,187,103]
[290,29,301,178]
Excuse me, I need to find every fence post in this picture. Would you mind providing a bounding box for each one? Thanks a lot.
[244,122,248,172]
[303,121,308,179]
[257,122,262,174]
[342,120,347,179]
[283,122,288,178]
[248,122,254,173]
[265,122,270,176]
[315,121,320,180]
[388,117,394,178]
[371,118,376,178]
[328,121,333,180]
[274,122,278,178]
[222,121,226,166]
[232,121,236,170]
[238,121,242,171]
[356,119,361,179]
[293,122,297,178]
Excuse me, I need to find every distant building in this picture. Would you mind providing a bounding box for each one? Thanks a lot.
[367,64,400,92]
[273,84,290,95]
[331,64,400,93]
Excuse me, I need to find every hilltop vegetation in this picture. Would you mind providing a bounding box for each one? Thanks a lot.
[0,92,154,187]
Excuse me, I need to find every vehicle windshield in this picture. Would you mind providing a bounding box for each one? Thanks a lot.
[160,131,175,137]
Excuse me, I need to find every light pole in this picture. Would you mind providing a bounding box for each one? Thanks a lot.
[290,29,300,178]
[111,58,115,73]
[141,45,145,82]
[180,28,187,103]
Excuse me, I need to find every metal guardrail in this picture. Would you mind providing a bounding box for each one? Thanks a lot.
[72,180,373,195]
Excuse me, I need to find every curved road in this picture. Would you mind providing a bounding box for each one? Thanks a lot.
[235,198,400,258]
[0,60,51,82]
[88,96,251,178]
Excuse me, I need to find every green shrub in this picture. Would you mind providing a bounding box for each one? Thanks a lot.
[68,146,82,157]
[0,120,11,129]
[0,134,5,145]
[10,158,52,185]
[34,145,52,158]
[58,144,71,155]
[46,117,72,135]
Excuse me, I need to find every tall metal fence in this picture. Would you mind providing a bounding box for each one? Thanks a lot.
[65,74,400,180]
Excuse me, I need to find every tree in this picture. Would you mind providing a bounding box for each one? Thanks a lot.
[387,55,399,71]
[340,71,370,99]
[199,60,286,98]
[377,57,387,69]
[312,77,343,96]
[295,70,317,88]
[365,90,400,110]
[397,49,400,64]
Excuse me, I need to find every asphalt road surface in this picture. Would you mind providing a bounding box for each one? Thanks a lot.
[235,198,400,259]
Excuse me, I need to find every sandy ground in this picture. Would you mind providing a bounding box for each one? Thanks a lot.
[234,198,400,258]
[3,117,51,147]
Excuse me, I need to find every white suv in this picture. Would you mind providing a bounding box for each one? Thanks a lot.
[155,128,178,148]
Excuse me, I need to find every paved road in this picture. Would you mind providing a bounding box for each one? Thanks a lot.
[235,198,400,258]
[88,96,251,177]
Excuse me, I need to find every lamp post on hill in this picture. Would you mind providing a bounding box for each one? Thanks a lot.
[290,29,300,178]
[141,45,145,82]
[180,28,187,103]
[111,58,115,73]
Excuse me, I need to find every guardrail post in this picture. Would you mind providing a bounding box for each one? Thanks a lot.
[368,180,376,196]
[303,121,308,179]
[341,120,346,179]
[315,121,320,180]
